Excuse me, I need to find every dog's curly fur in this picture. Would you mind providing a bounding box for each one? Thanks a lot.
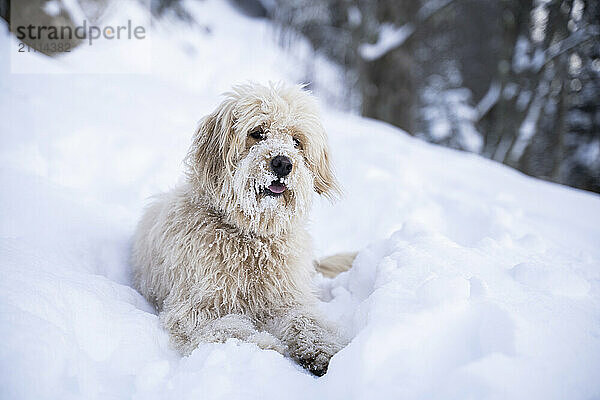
[131,82,353,376]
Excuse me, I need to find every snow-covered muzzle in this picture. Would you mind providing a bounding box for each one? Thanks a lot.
[221,137,313,235]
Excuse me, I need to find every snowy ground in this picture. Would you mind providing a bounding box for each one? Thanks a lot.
[1,1,600,399]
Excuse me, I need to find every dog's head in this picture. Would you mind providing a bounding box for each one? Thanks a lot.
[185,82,340,235]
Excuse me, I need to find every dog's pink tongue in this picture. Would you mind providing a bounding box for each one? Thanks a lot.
[268,182,286,194]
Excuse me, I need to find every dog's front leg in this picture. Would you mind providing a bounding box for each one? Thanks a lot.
[160,297,286,355]
[266,306,344,376]
[195,314,287,354]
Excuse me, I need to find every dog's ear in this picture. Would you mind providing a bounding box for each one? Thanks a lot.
[313,142,342,201]
[185,99,237,191]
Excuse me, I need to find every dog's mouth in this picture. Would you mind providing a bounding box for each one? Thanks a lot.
[264,180,287,196]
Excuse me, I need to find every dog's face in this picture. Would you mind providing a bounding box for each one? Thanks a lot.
[185,83,340,235]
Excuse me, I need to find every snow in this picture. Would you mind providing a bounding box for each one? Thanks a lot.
[574,139,600,171]
[2,1,600,399]
[43,1,62,17]
[421,82,483,153]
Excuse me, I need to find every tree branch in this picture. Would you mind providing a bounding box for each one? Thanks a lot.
[359,0,460,61]
[537,25,600,72]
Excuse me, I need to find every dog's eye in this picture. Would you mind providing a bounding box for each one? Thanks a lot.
[249,128,265,140]
[293,137,303,149]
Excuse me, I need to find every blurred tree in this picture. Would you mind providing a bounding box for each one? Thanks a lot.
[270,0,600,193]
[0,0,9,24]
[560,0,600,191]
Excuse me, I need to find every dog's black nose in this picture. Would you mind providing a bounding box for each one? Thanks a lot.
[271,155,293,177]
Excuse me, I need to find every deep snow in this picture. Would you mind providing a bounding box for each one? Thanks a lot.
[1,1,600,399]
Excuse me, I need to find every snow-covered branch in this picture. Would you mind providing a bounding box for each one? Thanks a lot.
[507,79,550,163]
[417,0,456,21]
[358,23,415,61]
[476,80,501,121]
[358,0,458,61]
[537,25,600,72]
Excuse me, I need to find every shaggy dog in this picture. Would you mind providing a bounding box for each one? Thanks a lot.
[131,82,354,376]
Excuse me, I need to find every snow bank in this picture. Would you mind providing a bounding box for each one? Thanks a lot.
[1,1,600,399]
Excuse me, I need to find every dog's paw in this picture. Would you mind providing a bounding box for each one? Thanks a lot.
[289,337,342,377]
[273,308,346,376]
[293,347,333,377]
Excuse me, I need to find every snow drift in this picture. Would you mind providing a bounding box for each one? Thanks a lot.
[1,1,600,399]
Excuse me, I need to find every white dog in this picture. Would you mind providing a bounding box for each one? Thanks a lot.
[131,82,354,376]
